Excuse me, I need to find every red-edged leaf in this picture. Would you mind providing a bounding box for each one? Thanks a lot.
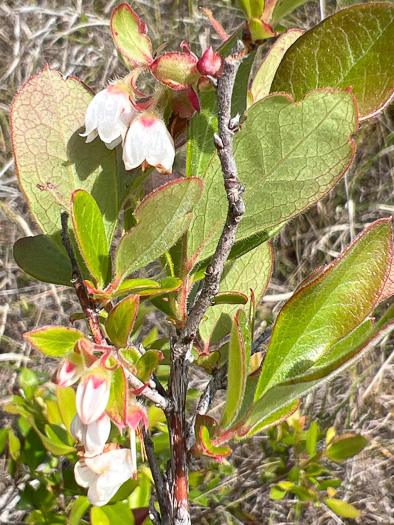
[106,366,127,427]
[105,296,139,348]
[150,52,200,90]
[135,350,163,383]
[255,219,393,399]
[24,326,87,357]
[110,3,152,67]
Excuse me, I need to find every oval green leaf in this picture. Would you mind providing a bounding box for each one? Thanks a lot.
[115,178,203,285]
[24,326,87,357]
[105,295,139,348]
[11,67,119,244]
[71,190,111,289]
[271,3,394,119]
[255,219,392,398]
[14,234,72,286]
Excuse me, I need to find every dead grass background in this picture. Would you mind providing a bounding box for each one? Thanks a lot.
[0,0,393,523]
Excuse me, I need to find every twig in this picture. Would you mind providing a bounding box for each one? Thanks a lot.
[166,40,248,525]
[143,429,172,525]
[60,211,105,344]
[251,326,272,355]
[186,364,228,451]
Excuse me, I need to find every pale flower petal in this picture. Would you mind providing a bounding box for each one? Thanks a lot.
[70,413,111,457]
[76,370,110,425]
[81,86,136,147]
[122,114,175,173]
[74,459,98,488]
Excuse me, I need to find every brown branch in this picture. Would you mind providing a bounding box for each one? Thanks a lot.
[143,428,172,525]
[60,211,105,344]
[166,40,248,525]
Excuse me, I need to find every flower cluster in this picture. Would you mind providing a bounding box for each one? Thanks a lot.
[57,340,148,507]
[81,3,223,175]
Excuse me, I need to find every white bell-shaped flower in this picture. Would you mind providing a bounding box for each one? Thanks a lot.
[74,448,135,506]
[75,368,111,425]
[70,413,111,458]
[81,84,136,149]
[122,113,175,174]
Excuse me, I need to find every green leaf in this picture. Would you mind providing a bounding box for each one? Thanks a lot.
[33,423,75,455]
[128,473,151,509]
[11,67,119,244]
[91,507,110,525]
[255,219,392,398]
[19,368,38,401]
[8,430,21,460]
[199,241,273,345]
[135,350,163,384]
[114,178,203,285]
[213,292,248,305]
[110,3,152,67]
[105,295,139,348]
[0,428,8,455]
[306,421,319,456]
[220,310,251,430]
[249,29,303,105]
[327,434,368,462]
[114,277,182,298]
[270,485,287,500]
[106,366,127,427]
[101,502,135,524]
[24,326,87,357]
[244,319,394,435]
[188,90,357,265]
[324,498,361,518]
[271,0,310,24]
[68,496,90,525]
[71,190,111,288]
[271,3,394,119]
[13,234,72,286]
[56,386,76,433]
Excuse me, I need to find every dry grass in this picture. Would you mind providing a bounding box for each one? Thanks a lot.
[0,0,393,523]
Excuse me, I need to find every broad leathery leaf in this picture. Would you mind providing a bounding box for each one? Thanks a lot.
[185,28,254,180]
[326,434,368,462]
[271,3,394,119]
[220,310,252,430]
[213,292,248,305]
[249,29,303,105]
[105,295,139,348]
[242,400,300,438]
[56,386,76,433]
[34,423,75,455]
[68,497,91,525]
[106,366,127,426]
[71,190,111,289]
[187,90,357,265]
[324,499,360,518]
[135,350,163,383]
[101,502,135,524]
[150,52,200,90]
[115,178,203,285]
[255,219,392,399]
[199,241,273,345]
[114,277,182,298]
[24,326,88,357]
[13,234,72,286]
[244,319,394,434]
[11,67,119,244]
[270,0,310,24]
[110,3,152,67]
[91,507,110,525]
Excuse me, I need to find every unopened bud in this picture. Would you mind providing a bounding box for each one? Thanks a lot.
[197,47,224,78]
[57,353,84,387]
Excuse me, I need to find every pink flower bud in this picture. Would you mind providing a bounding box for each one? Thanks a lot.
[57,353,83,387]
[126,399,148,431]
[197,47,224,78]
[76,368,111,425]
